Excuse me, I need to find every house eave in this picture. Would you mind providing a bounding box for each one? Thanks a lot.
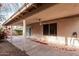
[3,3,34,26]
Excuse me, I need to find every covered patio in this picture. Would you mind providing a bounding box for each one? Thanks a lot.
[3,3,79,55]
[6,36,79,56]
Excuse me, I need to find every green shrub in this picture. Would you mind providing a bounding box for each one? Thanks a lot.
[14,29,22,35]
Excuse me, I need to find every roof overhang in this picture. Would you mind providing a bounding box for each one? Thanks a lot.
[3,3,57,26]
[3,3,79,26]
[3,3,34,25]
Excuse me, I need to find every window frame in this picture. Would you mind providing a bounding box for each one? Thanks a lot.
[43,23,57,36]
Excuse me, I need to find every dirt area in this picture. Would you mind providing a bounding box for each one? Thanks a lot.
[0,40,29,56]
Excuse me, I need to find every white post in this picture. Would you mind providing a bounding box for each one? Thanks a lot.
[23,20,26,38]
[10,25,13,43]
[22,20,26,51]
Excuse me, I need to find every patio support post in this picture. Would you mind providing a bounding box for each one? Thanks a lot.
[11,25,13,42]
[22,20,27,51]
[23,20,26,38]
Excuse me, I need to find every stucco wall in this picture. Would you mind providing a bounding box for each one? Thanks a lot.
[31,16,79,37]
[30,16,79,45]
[57,16,79,37]
[31,23,43,37]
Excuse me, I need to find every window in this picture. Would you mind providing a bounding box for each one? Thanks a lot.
[43,24,49,35]
[50,23,57,36]
[43,23,57,36]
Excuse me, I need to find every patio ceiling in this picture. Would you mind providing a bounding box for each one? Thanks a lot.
[3,3,79,26]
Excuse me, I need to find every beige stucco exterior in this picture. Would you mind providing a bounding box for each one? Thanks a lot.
[31,23,43,37]
[27,15,79,46]
[30,15,79,37]
[3,3,79,46]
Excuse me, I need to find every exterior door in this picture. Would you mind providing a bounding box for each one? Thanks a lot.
[26,27,32,36]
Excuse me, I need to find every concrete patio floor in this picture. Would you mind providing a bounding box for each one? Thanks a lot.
[0,40,28,56]
[7,36,79,56]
